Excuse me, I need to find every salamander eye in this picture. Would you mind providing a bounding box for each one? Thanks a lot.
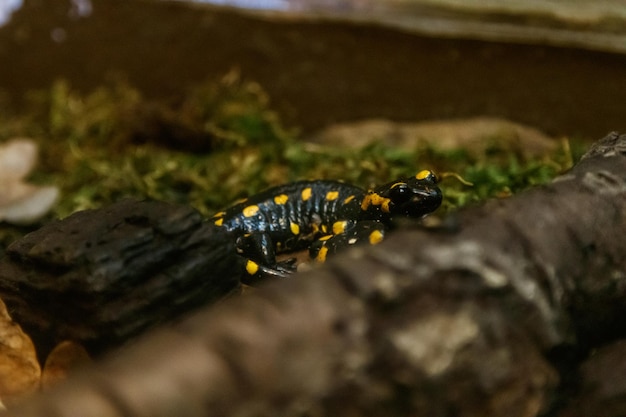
[389,182,411,202]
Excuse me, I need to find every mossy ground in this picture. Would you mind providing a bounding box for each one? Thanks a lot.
[0,73,586,250]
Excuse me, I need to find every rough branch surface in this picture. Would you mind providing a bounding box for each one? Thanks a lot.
[0,200,242,356]
[9,132,626,417]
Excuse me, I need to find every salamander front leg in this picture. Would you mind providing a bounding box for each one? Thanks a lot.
[309,221,386,263]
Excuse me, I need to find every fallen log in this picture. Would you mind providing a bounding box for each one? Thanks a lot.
[563,339,626,417]
[0,200,243,356]
[8,132,626,417]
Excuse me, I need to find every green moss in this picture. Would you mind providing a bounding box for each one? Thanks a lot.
[0,74,584,251]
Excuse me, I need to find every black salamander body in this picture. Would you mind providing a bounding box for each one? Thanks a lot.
[211,170,442,283]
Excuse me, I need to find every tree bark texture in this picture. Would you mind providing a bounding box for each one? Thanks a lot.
[0,200,242,356]
[8,132,626,417]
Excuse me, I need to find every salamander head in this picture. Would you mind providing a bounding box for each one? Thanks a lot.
[384,170,442,218]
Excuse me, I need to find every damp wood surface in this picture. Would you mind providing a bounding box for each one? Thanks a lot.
[6,132,626,417]
[0,199,243,358]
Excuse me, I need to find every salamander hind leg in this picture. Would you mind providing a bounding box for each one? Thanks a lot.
[236,232,297,284]
[236,232,277,266]
[241,258,296,285]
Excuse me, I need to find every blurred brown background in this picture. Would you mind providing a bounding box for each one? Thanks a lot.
[1,0,626,137]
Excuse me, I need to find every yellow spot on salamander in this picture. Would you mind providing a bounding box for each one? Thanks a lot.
[416,170,432,180]
[369,230,384,245]
[212,211,226,218]
[361,192,391,213]
[343,195,356,204]
[370,193,385,205]
[242,205,260,217]
[318,234,332,241]
[274,194,288,205]
[332,221,347,235]
[360,193,378,210]
[390,182,406,189]
[246,260,259,275]
[290,222,300,235]
[326,191,339,201]
[214,217,224,226]
[301,187,312,201]
[316,246,328,262]
[321,224,328,233]
[361,195,370,211]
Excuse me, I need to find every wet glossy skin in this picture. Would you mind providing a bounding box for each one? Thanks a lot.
[211,170,442,282]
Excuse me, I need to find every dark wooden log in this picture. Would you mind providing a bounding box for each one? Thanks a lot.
[560,339,626,417]
[8,132,626,417]
[0,200,242,356]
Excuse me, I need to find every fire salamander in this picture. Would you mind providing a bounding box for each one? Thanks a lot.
[211,170,442,284]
